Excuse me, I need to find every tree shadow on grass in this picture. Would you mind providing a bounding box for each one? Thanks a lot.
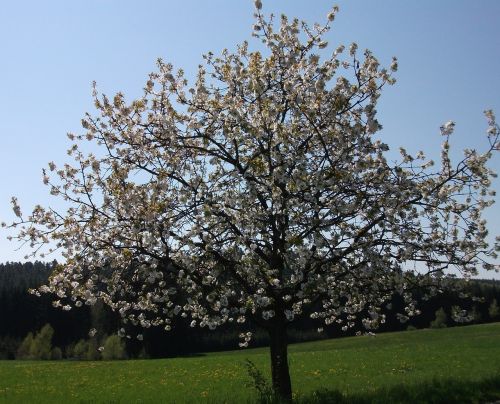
[294,374,500,404]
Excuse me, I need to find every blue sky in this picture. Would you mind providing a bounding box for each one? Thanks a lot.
[1,1,499,278]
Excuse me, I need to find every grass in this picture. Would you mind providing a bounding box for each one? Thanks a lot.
[0,323,499,403]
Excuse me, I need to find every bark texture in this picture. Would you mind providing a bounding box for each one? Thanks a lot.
[269,322,292,401]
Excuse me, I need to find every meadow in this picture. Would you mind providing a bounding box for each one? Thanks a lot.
[0,323,499,403]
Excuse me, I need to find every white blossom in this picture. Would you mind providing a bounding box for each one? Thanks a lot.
[440,120,455,136]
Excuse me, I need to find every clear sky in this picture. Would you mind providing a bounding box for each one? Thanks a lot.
[1,1,499,278]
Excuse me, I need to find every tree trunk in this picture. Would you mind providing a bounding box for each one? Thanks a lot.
[269,322,292,401]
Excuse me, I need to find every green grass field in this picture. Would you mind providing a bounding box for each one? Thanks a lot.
[0,323,499,403]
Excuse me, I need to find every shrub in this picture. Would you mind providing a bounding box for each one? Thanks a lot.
[137,347,149,359]
[16,332,34,360]
[29,324,54,360]
[73,339,89,360]
[489,299,499,320]
[244,359,274,403]
[86,338,101,361]
[50,347,63,360]
[430,308,448,329]
[0,336,19,360]
[17,324,59,360]
[65,343,75,359]
[101,335,126,360]
[471,305,482,323]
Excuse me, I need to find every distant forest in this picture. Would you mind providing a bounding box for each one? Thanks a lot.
[0,261,499,360]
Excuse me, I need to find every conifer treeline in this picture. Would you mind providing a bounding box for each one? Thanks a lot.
[0,261,499,360]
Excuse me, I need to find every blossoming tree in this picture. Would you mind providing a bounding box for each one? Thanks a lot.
[6,2,499,400]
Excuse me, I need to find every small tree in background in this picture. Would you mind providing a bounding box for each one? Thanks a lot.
[489,298,499,320]
[471,305,482,324]
[50,346,63,360]
[72,339,89,360]
[29,323,54,360]
[16,332,34,360]
[86,337,102,361]
[17,324,60,360]
[6,1,499,400]
[430,308,448,329]
[101,335,127,360]
[0,336,19,360]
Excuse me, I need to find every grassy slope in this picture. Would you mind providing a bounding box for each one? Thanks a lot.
[0,323,499,403]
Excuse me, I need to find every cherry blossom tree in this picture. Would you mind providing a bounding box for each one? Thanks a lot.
[5,2,499,400]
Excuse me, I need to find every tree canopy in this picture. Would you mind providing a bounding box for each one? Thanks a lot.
[5,2,499,399]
